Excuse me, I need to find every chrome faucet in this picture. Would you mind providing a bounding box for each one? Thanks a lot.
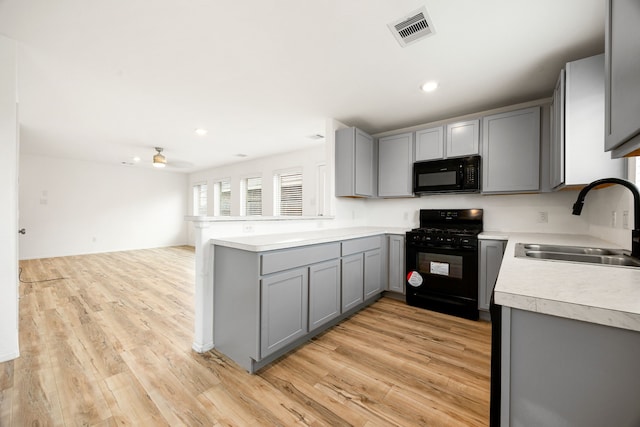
[572,178,640,258]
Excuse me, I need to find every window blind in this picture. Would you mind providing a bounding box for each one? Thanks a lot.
[219,179,231,216]
[245,177,262,216]
[277,172,302,216]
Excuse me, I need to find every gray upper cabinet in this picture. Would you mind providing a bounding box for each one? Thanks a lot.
[605,0,640,157]
[335,127,375,197]
[552,54,625,189]
[446,119,480,158]
[378,132,414,197]
[415,126,444,161]
[481,107,541,193]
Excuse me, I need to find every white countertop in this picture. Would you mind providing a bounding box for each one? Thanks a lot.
[491,232,640,332]
[210,226,409,252]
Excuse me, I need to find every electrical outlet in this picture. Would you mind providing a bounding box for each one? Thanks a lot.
[403,211,409,221]
[611,211,617,228]
[537,211,548,223]
[242,224,254,233]
[623,210,629,229]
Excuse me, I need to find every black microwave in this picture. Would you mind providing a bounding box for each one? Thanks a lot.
[413,155,481,194]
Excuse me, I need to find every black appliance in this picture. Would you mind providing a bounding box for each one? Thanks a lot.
[405,208,482,320]
[413,155,481,194]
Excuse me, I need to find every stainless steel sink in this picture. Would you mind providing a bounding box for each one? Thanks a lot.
[515,243,640,268]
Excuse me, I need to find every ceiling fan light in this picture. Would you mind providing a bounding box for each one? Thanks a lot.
[153,147,166,168]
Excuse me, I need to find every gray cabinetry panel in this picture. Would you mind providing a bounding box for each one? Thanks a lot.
[605,0,640,156]
[415,126,444,161]
[261,242,340,275]
[478,239,506,312]
[504,308,640,426]
[446,119,480,158]
[309,260,341,332]
[335,127,375,197]
[550,70,565,189]
[378,132,414,197]
[387,235,405,294]
[260,268,308,358]
[364,249,382,299]
[482,107,540,193]
[341,253,364,311]
[342,235,382,256]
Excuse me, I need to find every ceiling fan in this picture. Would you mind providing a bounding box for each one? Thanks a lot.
[152,147,167,168]
[151,147,194,170]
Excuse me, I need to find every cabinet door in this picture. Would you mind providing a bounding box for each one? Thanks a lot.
[341,253,364,311]
[335,127,375,197]
[550,70,565,189]
[309,260,341,332]
[387,235,405,294]
[482,107,540,193]
[364,249,383,299]
[260,268,308,358]
[446,119,480,158]
[378,132,414,197]
[478,240,506,311]
[354,128,374,196]
[605,0,640,155]
[415,126,444,161]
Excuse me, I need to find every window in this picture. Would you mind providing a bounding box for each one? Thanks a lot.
[213,179,231,216]
[192,183,207,216]
[244,176,262,216]
[274,171,303,216]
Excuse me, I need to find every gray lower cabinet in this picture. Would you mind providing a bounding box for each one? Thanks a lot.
[481,107,540,193]
[387,234,405,294]
[261,268,308,357]
[364,249,382,298]
[605,0,640,157]
[502,307,640,426]
[308,260,341,331]
[214,235,384,373]
[341,253,364,311]
[478,239,506,312]
[377,132,414,197]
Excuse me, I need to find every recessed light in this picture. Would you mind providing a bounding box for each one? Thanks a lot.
[132,156,141,163]
[421,81,439,92]
[195,128,208,136]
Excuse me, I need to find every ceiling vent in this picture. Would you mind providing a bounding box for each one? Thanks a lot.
[388,6,435,48]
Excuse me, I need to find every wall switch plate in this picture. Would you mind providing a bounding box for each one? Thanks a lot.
[537,211,548,223]
[623,210,629,229]
[611,211,617,228]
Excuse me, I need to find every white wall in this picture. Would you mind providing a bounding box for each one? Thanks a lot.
[19,154,189,259]
[0,35,19,362]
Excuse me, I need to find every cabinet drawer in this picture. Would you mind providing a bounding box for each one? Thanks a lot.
[341,235,382,256]
[261,242,340,275]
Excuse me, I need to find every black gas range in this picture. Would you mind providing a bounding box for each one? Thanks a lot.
[405,209,483,320]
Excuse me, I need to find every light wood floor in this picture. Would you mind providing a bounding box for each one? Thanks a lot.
[0,246,491,426]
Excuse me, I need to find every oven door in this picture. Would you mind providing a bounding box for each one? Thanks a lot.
[405,242,479,319]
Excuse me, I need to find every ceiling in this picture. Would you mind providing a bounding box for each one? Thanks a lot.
[0,0,605,173]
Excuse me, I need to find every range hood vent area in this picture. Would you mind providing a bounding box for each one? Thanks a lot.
[388,6,435,48]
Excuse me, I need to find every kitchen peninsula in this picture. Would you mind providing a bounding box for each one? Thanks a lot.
[188,223,407,373]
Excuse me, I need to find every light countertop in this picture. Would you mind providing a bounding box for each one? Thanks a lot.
[210,226,409,252]
[491,232,640,332]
